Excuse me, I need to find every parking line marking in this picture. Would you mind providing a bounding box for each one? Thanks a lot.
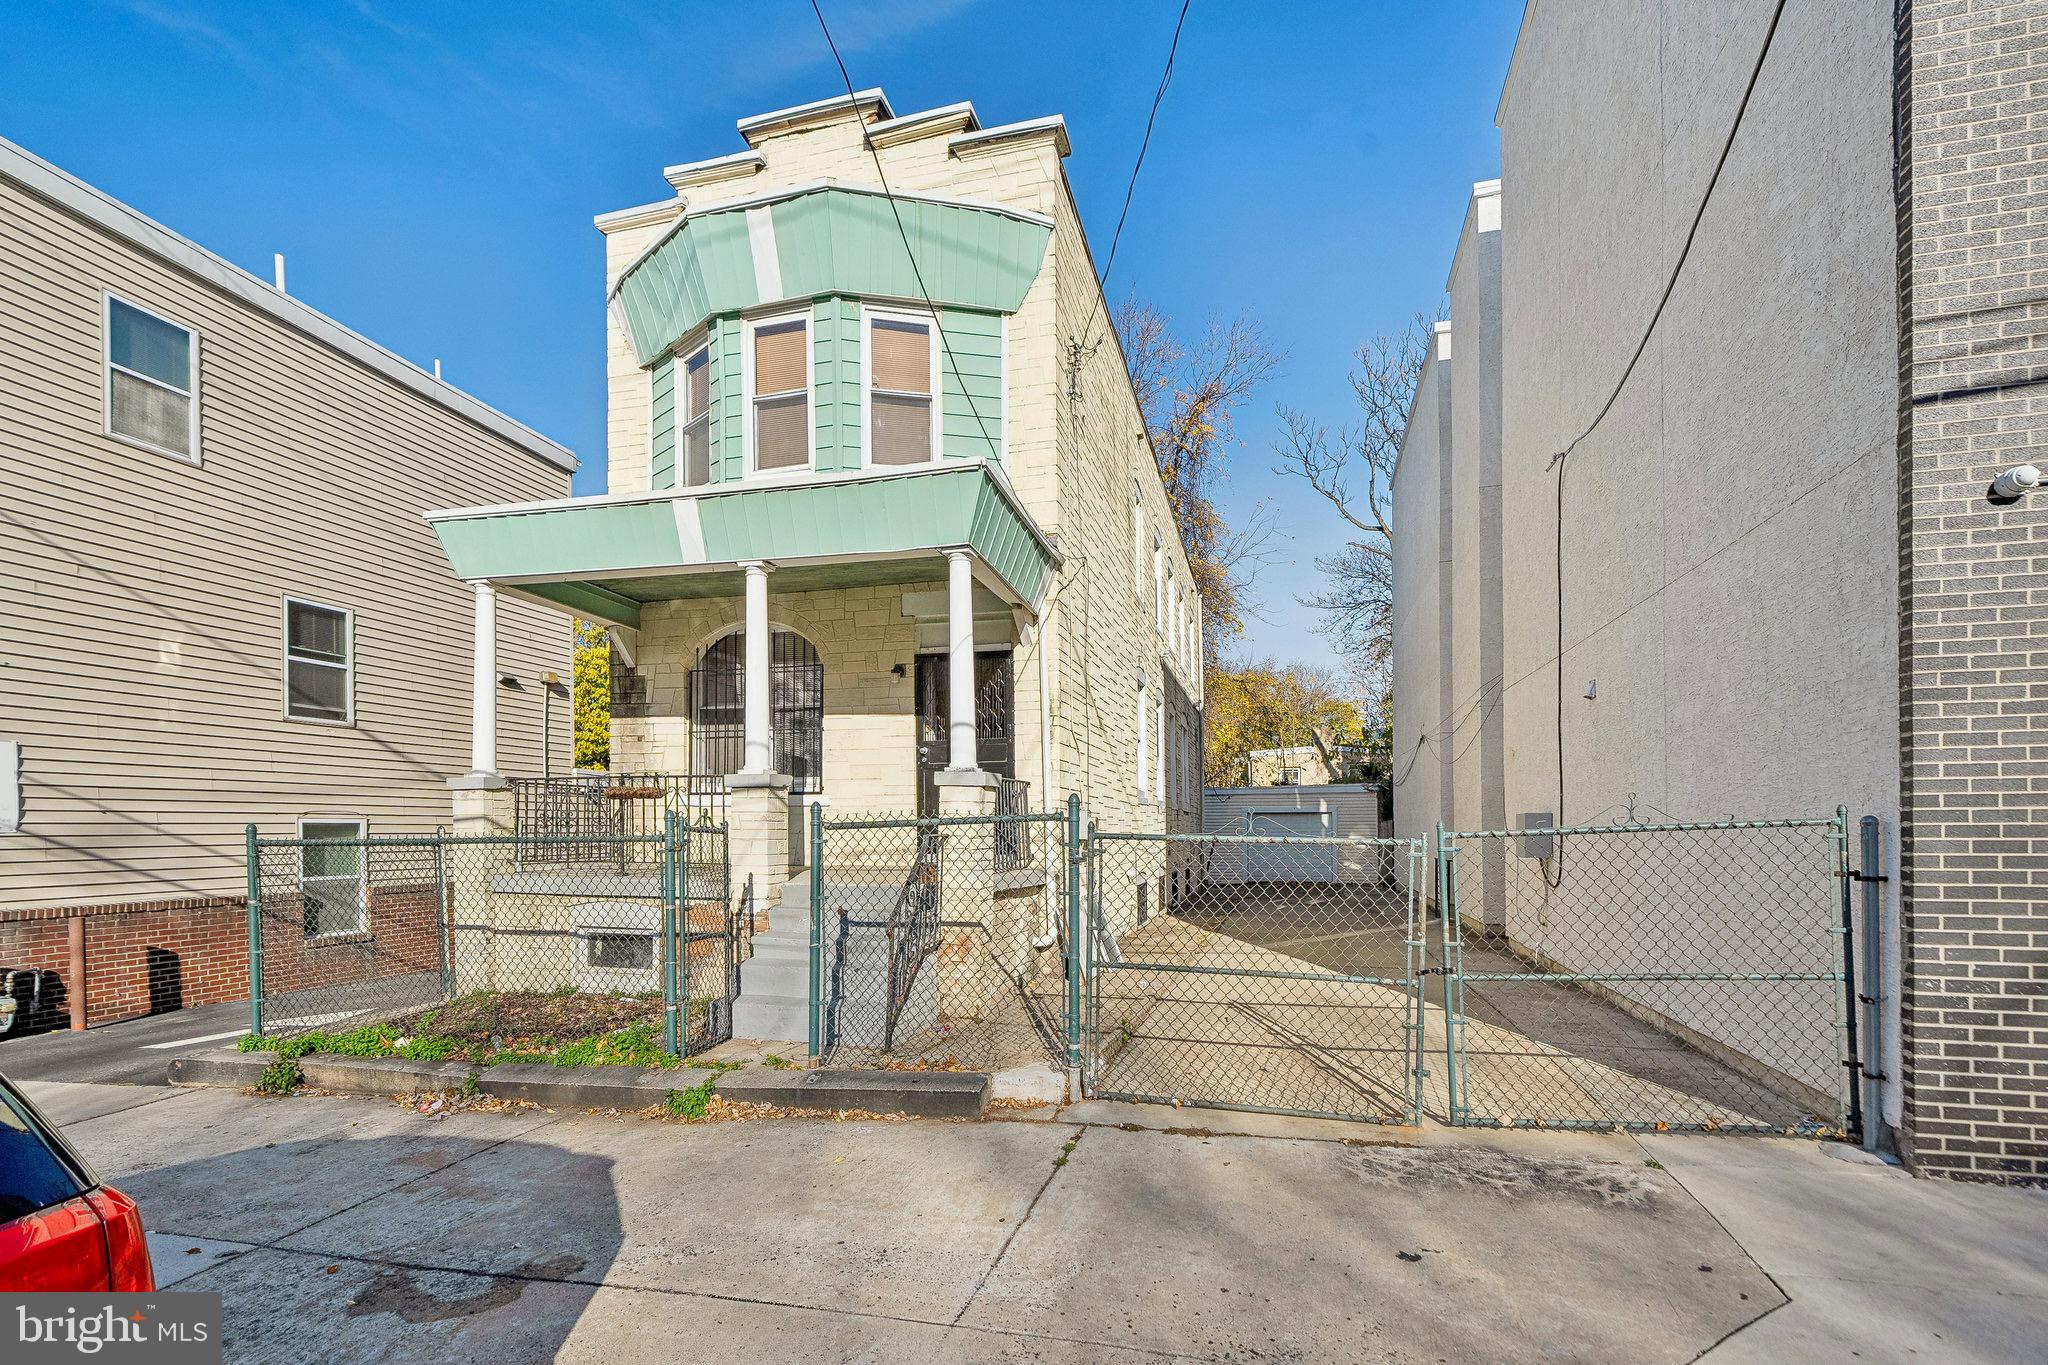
[142,1028,250,1050]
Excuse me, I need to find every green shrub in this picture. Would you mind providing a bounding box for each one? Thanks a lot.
[255,1059,302,1095]
[664,1077,716,1119]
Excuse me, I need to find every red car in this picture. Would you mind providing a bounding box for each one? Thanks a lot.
[0,1072,154,1291]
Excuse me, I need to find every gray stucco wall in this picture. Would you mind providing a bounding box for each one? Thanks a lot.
[1448,183,1507,927]
[1488,0,1902,1120]
[1391,335,1448,874]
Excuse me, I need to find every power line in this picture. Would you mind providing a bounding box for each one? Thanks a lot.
[806,0,1002,462]
[1080,0,1193,356]
[1546,0,1788,878]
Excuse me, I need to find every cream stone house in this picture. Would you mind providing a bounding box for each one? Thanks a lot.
[428,90,1206,902]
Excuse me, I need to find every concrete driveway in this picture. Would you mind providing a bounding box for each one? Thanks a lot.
[19,1079,2046,1363]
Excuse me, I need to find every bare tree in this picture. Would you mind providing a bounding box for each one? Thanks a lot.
[1275,311,1439,680]
[1115,296,1282,666]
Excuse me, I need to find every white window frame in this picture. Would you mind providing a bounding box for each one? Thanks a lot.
[1135,675,1150,802]
[1155,693,1167,804]
[677,337,712,487]
[740,309,814,479]
[860,303,943,469]
[102,291,200,465]
[1132,486,1144,599]
[1153,533,1165,635]
[282,596,355,727]
[297,816,368,940]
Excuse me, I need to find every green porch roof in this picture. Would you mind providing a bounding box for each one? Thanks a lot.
[426,464,1059,629]
[611,184,1052,366]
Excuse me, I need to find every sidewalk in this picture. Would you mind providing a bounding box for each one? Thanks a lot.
[22,1079,2047,1363]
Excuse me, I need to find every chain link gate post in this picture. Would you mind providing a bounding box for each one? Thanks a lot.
[1833,805,1861,1141]
[1406,839,1428,1125]
[1435,822,1466,1124]
[245,823,263,1038]
[807,800,824,1064]
[1064,793,1084,1086]
[660,811,680,1057]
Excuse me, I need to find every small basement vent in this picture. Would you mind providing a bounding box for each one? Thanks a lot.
[570,901,662,994]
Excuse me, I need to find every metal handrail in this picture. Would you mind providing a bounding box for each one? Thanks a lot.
[883,829,945,1050]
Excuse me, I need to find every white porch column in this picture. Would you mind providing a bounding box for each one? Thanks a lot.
[741,560,772,774]
[469,581,498,775]
[945,548,978,771]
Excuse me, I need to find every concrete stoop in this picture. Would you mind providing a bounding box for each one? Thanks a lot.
[731,872,813,1042]
[165,1044,990,1119]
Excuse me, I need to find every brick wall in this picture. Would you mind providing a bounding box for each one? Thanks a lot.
[1896,0,2048,1183]
[0,895,247,1032]
[0,884,448,1036]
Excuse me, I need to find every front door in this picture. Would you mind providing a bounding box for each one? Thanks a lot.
[914,650,1015,815]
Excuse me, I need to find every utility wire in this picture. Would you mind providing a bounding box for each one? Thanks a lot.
[1079,0,1194,356]
[1545,0,1788,883]
[806,0,1002,462]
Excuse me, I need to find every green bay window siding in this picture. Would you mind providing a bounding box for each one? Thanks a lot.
[939,309,1003,461]
[812,298,863,474]
[612,186,1051,367]
[650,353,677,489]
[709,316,745,483]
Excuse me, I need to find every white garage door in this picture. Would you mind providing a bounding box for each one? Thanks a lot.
[1243,811,1334,881]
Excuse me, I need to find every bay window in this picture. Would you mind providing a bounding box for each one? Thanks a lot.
[867,312,938,465]
[748,315,810,472]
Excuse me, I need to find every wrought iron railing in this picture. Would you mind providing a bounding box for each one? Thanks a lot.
[884,829,945,1050]
[510,773,727,865]
[994,776,1032,870]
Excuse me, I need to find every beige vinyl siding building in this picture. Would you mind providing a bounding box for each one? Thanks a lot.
[0,135,574,923]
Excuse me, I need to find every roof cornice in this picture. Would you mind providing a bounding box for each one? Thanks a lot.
[737,88,892,143]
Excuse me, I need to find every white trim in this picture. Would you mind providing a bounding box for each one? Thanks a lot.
[0,135,576,473]
[592,196,685,233]
[948,114,1071,158]
[741,309,814,478]
[282,595,355,727]
[736,88,892,140]
[297,815,369,940]
[744,206,783,301]
[662,149,766,191]
[101,290,201,465]
[678,339,712,488]
[860,302,942,470]
[866,101,979,147]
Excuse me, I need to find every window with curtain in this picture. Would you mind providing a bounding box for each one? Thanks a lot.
[680,344,711,486]
[284,599,352,724]
[869,315,935,465]
[105,296,197,460]
[750,317,809,471]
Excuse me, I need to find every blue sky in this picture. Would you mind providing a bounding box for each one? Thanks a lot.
[3,1,1518,678]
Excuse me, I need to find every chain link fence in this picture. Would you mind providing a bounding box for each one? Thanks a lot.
[810,809,1069,1072]
[1437,815,1852,1134]
[247,822,739,1059]
[1084,830,1426,1124]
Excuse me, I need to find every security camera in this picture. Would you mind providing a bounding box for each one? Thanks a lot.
[1990,465,2040,502]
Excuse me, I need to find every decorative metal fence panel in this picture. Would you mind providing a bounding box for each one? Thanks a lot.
[508,773,726,866]
[1082,829,1427,1126]
[808,808,1069,1072]
[1436,814,1853,1135]
[245,821,740,1060]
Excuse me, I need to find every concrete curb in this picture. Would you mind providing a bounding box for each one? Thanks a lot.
[166,1049,991,1119]
[717,1067,989,1118]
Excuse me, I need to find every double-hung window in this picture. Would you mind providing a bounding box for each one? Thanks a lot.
[299,817,366,937]
[104,295,198,461]
[1152,535,1165,634]
[284,598,352,724]
[1136,677,1150,802]
[680,344,711,486]
[748,315,810,472]
[1132,487,1144,597]
[867,312,938,465]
